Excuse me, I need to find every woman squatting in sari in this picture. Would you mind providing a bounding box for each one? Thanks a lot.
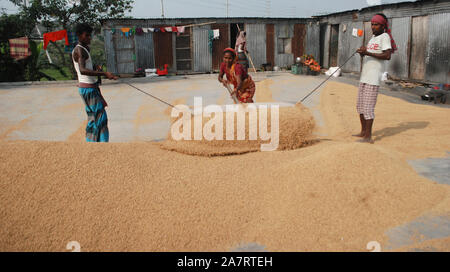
[218,48,256,103]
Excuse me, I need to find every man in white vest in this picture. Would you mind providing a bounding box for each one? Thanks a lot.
[72,23,118,142]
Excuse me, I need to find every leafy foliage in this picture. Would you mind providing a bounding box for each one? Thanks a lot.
[2,0,133,81]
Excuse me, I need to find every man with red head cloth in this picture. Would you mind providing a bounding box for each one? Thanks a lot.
[354,13,397,143]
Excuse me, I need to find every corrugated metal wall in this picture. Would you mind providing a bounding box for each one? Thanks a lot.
[114,33,136,74]
[387,17,411,79]
[266,24,275,67]
[329,25,339,67]
[193,25,212,73]
[245,24,267,69]
[104,29,117,73]
[211,24,230,71]
[274,23,294,68]
[426,13,450,83]
[292,24,306,62]
[306,22,321,61]
[410,16,428,80]
[363,21,372,46]
[102,2,450,81]
[338,21,364,72]
[135,32,155,70]
[321,24,331,68]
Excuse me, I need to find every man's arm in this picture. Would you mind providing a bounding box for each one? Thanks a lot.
[74,47,118,79]
[358,47,392,60]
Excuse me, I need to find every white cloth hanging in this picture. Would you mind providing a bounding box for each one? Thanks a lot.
[213,29,220,39]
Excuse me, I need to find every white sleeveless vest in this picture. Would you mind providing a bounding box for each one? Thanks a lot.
[72,44,98,84]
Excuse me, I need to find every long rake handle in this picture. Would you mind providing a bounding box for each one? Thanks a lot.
[298,51,358,103]
[225,83,240,104]
[124,82,177,109]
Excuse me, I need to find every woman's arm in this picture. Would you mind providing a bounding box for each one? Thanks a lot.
[235,74,243,93]
[218,69,230,87]
[218,70,225,83]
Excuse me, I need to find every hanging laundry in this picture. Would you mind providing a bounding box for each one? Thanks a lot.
[172,27,178,32]
[64,31,78,53]
[143,28,149,33]
[9,37,31,60]
[121,27,131,37]
[111,28,116,34]
[160,27,166,32]
[154,28,160,33]
[165,27,172,32]
[136,28,144,35]
[213,29,220,39]
[176,26,186,36]
[43,30,69,50]
[149,28,155,32]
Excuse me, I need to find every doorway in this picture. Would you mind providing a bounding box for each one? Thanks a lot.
[329,24,339,67]
[230,23,244,49]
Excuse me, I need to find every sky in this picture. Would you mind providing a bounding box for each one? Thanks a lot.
[1,0,413,18]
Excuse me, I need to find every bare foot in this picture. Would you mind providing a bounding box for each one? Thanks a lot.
[357,138,374,144]
[352,133,365,137]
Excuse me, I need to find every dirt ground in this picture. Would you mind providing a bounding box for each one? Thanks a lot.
[0,77,449,252]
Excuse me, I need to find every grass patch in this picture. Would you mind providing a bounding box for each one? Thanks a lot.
[40,67,72,81]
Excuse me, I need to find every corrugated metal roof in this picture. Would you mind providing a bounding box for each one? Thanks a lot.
[101,18,313,25]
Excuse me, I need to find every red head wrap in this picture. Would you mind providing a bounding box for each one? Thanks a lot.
[371,14,397,53]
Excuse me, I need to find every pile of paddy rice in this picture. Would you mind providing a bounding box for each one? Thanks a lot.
[1,78,449,252]
[159,103,316,156]
[0,140,448,252]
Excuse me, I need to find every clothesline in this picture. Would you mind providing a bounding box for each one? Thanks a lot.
[7,29,78,61]
[101,21,217,31]
[6,21,219,61]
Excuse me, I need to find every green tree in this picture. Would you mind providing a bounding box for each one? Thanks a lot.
[9,0,133,29]
[8,0,133,79]
[0,12,35,82]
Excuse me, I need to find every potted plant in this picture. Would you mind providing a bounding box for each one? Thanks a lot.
[301,54,321,76]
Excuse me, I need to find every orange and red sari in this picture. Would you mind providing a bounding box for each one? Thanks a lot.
[220,62,256,103]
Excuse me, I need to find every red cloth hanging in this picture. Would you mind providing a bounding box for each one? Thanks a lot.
[43,30,69,50]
